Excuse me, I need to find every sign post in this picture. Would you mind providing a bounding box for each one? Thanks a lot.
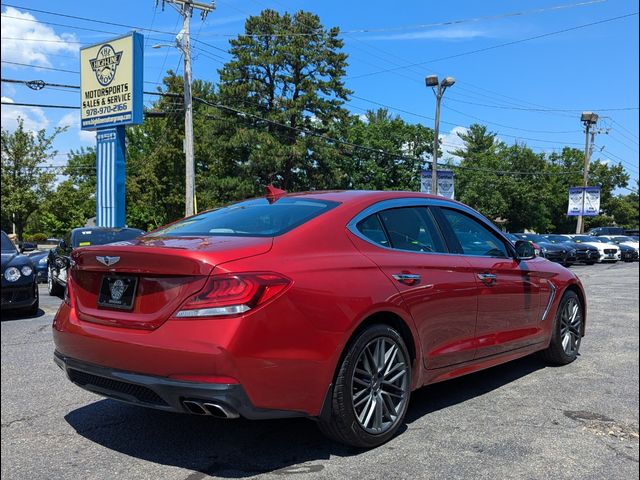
[80,32,143,228]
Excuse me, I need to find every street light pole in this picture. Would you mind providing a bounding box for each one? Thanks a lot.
[425,75,455,196]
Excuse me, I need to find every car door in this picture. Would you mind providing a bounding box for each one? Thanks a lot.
[436,207,543,358]
[348,203,478,369]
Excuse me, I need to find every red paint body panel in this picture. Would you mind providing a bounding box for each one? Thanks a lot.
[53,190,586,417]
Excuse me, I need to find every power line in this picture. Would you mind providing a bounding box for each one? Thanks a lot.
[349,12,639,79]
[1,61,78,73]
[443,95,639,112]
[2,101,79,109]
[1,3,179,36]
[0,36,83,44]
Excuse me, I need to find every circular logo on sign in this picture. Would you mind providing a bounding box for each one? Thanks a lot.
[89,44,123,86]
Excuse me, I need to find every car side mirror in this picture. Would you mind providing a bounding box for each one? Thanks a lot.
[515,240,536,260]
[20,242,37,253]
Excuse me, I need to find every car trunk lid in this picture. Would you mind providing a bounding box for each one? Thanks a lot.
[69,236,273,330]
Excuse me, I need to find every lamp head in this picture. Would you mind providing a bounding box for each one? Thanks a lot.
[425,75,439,87]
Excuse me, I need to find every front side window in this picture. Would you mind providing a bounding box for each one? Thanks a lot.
[442,208,509,258]
[377,207,446,253]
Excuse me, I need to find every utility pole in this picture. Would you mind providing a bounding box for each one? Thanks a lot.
[162,1,214,217]
[425,75,455,196]
[575,112,599,234]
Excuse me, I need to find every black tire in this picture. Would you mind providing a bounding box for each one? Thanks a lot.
[585,261,596,266]
[48,266,64,297]
[540,290,583,365]
[318,324,411,448]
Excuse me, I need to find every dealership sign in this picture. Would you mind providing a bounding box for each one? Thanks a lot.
[567,186,601,216]
[80,32,143,130]
[420,169,455,199]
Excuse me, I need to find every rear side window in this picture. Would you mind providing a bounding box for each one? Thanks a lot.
[356,215,389,247]
[378,207,446,253]
[441,208,509,258]
[149,198,340,238]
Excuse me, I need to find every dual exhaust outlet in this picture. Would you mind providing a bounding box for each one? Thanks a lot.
[182,399,240,419]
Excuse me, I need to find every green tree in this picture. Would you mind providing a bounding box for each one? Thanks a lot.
[343,109,434,190]
[214,9,351,192]
[1,118,66,240]
[37,148,96,237]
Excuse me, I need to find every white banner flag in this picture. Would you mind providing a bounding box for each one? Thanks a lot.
[420,169,455,199]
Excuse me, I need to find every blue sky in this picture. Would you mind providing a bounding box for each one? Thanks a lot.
[1,0,638,189]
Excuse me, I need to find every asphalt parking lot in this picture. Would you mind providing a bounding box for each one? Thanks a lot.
[2,262,638,480]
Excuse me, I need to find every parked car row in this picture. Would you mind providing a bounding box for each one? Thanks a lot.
[504,231,639,266]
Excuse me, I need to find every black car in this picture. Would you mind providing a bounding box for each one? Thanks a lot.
[588,226,626,236]
[1,231,39,315]
[544,234,598,265]
[618,243,639,262]
[512,233,576,267]
[48,227,145,297]
[25,249,51,283]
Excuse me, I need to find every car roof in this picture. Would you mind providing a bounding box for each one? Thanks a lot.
[284,190,449,203]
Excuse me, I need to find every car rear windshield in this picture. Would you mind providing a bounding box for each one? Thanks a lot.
[573,236,598,242]
[72,229,144,247]
[545,235,571,243]
[148,198,340,238]
[611,236,633,242]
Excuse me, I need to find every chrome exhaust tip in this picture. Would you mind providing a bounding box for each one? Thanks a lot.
[183,400,207,415]
[203,402,240,419]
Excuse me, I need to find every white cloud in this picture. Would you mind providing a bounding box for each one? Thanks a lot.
[58,112,96,144]
[1,7,78,67]
[1,96,49,132]
[369,28,487,41]
[440,126,468,160]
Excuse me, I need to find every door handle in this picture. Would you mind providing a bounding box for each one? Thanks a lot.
[392,273,421,286]
[477,273,497,284]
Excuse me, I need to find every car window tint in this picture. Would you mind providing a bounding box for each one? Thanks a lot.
[442,208,509,258]
[378,207,446,253]
[356,215,389,247]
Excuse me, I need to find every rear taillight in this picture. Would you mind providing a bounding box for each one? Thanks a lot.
[174,272,291,318]
[64,273,74,308]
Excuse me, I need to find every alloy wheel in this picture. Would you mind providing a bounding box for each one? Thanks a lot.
[559,297,582,356]
[351,337,409,434]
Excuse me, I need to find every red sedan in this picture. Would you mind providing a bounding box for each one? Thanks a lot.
[53,190,586,448]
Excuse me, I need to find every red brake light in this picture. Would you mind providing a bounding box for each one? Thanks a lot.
[175,272,291,318]
[64,272,74,308]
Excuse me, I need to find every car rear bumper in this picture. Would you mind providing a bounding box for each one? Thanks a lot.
[54,350,308,420]
[52,301,339,417]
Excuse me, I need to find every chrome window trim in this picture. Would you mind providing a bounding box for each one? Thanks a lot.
[347,197,517,259]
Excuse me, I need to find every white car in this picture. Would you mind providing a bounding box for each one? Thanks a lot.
[599,235,640,253]
[570,235,620,262]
